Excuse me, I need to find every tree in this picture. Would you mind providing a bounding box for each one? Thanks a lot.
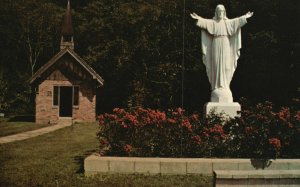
[0,0,299,115]
[14,0,63,75]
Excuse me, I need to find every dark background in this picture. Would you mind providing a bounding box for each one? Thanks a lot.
[0,0,299,115]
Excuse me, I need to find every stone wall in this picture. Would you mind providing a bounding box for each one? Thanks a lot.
[73,84,96,122]
[36,80,60,124]
[36,79,96,124]
[84,156,300,176]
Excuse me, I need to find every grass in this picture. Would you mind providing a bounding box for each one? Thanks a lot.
[0,118,52,137]
[0,122,212,187]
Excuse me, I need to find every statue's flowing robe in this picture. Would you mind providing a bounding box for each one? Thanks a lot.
[196,16,247,90]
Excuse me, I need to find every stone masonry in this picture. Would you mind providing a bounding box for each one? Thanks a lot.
[36,79,96,124]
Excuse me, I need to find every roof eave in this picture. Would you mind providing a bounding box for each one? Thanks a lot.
[29,48,104,86]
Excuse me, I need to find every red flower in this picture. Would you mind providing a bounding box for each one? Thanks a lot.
[209,125,224,134]
[98,114,105,125]
[278,107,290,122]
[295,111,300,122]
[124,144,133,153]
[141,117,151,125]
[182,118,192,131]
[144,109,166,125]
[269,138,281,151]
[177,108,184,115]
[205,124,226,140]
[171,108,185,118]
[113,108,126,115]
[213,135,220,141]
[99,139,108,145]
[192,135,201,144]
[121,122,128,128]
[257,114,267,121]
[125,114,139,126]
[156,110,167,122]
[104,114,118,120]
[167,118,177,124]
[136,107,148,114]
[203,132,209,138]
[190,114,200,122]
[245,127,253,135]
[202,128,209,138]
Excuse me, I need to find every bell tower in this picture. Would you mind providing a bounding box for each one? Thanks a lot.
[60,0,74,50]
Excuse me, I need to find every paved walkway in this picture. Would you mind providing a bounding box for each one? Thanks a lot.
[0,123,72,144]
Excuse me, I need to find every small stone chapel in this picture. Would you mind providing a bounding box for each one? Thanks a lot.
[30,1,104,124]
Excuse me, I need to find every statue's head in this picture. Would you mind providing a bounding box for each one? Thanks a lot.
[214,4,228,20]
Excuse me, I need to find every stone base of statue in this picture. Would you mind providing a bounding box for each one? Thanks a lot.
[204,102,241,118]
[204,88,240,118]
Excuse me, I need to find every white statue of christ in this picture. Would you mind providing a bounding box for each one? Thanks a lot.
[191,5,253,103]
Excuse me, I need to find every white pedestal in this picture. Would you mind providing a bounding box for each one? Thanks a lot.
[204,102,241,118]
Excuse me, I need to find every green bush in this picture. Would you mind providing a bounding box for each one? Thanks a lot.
[97,99,300,158]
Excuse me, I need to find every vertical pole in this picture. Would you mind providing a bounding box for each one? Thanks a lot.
[180,0,186,157]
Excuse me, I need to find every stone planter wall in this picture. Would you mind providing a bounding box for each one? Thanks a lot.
[84,155,300,176]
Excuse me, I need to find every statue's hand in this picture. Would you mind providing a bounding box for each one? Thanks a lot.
[190,12,201,20]
[245,11,254,19]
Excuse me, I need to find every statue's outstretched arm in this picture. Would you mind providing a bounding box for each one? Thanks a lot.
[190,12,209,30]
[190,12,202,20]
[244,11,254,19]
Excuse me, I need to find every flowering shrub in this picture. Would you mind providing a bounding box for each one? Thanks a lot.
[97,99,300,158]
[223,99,300,158]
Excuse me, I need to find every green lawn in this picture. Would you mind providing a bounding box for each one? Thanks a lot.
[0,118,52,137]
[0,122,212,187]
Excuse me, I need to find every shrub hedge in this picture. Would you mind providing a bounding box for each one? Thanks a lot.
[97,99,300,158]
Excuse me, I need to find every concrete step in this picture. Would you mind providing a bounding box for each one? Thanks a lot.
[214,170,300,187]
[58,117,73,125]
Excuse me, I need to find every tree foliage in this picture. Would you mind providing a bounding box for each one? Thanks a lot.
[0,0,299,114]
